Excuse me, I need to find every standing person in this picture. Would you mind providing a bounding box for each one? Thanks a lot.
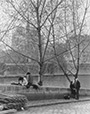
[26,72,33,89]
[70,81,75,98]
[74,78,81,100]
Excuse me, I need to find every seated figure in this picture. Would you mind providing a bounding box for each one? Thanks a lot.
[22,76,28,86]
[11,76,24,85]
[11,72,40,90]
[18,77,24,85]
[25,72,40,90]
[25,72,33,88]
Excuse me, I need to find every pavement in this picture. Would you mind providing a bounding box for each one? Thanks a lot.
[1,85,90,114]
[26,96,90,108]
[14,96,90,114]
[1,96,90,114]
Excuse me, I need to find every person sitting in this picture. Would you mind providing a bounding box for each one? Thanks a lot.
[32,83,40,90]
[25,72,40,90]
[22,76,28,86]
[11,76,23,85]
[25,72,33,88]
[18,76,24,85]
[11,76,27,86]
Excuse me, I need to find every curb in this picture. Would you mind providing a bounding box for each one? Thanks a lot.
[1,98,90,114]
[26,97,90,109]
[0,109,17,114]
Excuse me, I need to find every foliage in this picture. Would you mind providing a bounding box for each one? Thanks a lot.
[0,94,27,111]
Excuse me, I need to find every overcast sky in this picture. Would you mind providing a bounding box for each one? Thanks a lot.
[0,0,90,32]
[0,0,90,50]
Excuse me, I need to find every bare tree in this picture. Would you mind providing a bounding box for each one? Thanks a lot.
[51,0,90,82]
[0,0,64,85]
[0,0,89,85]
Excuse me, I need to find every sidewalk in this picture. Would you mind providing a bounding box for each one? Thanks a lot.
[0,96,90,114]
[26,96,90,108]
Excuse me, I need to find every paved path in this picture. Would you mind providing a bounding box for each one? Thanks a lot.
[14,100,90,114]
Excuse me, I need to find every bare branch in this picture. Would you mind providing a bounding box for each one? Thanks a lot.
[42,9,56,61]
[7,0,37,29]
[1,40,39,64]
[76,4,88,76]
[80,40,90,58]
[41,0,64,27]
[4,49,26,73]
[44,38,86,62]
[64,0,77,69]
[30,0,36,9]
[0,13,18,42]
[40,0,46,20]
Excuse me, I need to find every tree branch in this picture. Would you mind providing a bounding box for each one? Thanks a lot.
[44,38,86,62]
[41,0,64,27]
[7,0,37,29]
[1,40,39,64]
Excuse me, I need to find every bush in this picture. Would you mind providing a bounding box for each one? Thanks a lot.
[0,94,28,111]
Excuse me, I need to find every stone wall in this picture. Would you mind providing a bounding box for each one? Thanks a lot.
[0,84,90,101]
[0,74,90,89]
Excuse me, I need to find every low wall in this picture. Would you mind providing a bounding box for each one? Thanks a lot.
[0,84,70,100]
[0,84,90,101]
[0,73,90,89]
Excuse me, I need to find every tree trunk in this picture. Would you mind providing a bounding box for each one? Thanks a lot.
[38,63,43,86]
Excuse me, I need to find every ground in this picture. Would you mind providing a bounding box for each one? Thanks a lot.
[14,100,90,114]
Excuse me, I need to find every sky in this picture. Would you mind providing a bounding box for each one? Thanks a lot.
[0,0,90,50]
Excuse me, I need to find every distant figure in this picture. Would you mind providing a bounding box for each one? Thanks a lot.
[11,76,24,85]
[18,77,24,85]
[25,72,33,88]
[74,78,81,100]
[11,76,28,86]
[70,81,75,98]
[32,84,40,90]
[25,72,40,90]
[22,76,28,86]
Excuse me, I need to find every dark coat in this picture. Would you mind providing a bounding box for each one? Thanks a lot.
[75,80,80,90]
